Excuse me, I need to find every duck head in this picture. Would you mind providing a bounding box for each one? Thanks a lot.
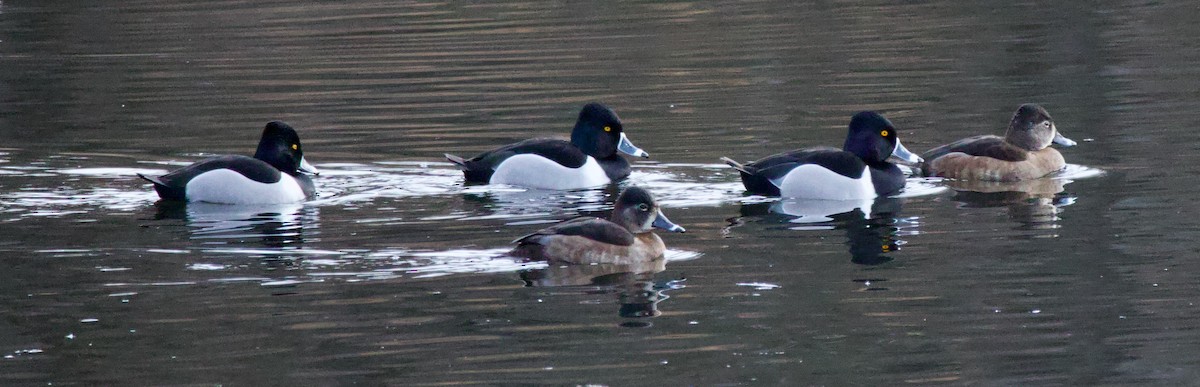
[610,186,685,234]
[842,111,922,166]
[254,121,319,176]
[571,103,650,159]
[1005,104,1076,151]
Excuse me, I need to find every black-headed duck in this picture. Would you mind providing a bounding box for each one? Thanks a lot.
[138,121,318,204]
[445,103,650,190]
[721,111,922,199]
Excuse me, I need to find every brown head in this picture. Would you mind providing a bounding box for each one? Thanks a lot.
[1004,104,1076,151]
[609,186,685,234]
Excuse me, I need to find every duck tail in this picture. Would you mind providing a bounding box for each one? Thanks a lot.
[720,157,750,174]
[137,173,165,187]
[444,153,469,169]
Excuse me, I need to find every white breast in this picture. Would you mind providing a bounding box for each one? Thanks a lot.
[772,164,876,200]
[185,169,307,204]
[490,154,610,190]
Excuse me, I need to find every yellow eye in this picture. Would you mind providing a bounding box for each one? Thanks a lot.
[881,244,891,252]
[291,144,298,150]
[603,126,612,132]
[880,130,889,137]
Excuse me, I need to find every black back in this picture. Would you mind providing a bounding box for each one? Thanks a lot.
[457,138,589,183]
[140,155,283,200]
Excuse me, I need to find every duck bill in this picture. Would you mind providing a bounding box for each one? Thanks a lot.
[651,210,685,233]
[298,157,320,176]
[1052,126,1077,147]
[617,132,650,158]
[888,139,923,165]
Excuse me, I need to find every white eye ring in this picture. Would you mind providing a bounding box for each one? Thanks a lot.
[636,203,649,211]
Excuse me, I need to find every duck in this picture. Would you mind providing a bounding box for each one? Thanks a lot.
[444,103,650,190]
[510,186,685,264]
[137,121,319,204]
[720,111,922,199]
[919,104,1076,181]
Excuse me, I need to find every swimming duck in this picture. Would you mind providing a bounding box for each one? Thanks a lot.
[920,104,1076,181]
[510,186,685,264]
[138,121,318,204]
[445,103,649,190]
[721,111,922,199]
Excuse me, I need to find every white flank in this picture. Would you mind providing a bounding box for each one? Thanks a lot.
[772,164,876,200]
[186,169,307,204]
[490,154,610,190]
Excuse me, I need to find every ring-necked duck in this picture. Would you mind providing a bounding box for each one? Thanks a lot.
[138,121,319,204]
[721,111,922,199]
[445,103,650,190]
[510,186,685,264]
[920,104,1076,181]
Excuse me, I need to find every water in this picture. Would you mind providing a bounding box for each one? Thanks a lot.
[2,0,1199,384]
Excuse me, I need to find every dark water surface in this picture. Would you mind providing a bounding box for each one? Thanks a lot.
[2,0,1199,385]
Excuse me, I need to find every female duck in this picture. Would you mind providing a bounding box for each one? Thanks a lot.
[721,111,922,199]
[510,186,685,264]
[920,104,1076,181]
[138,121,319,204]
[444,103,650,190]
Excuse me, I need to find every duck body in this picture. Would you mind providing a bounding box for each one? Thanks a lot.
[920,104,1075,182]
[511,216,668,264]
[722,111,921,199]
[138,121,318,204]
[446,103,649,190]
[921,135,1066,181]
[448,138,625,190]
[142,155,315,203]
[510,186,685,264]
[726,148,876,200]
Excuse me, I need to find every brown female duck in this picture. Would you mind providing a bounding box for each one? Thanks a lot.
[510,186,685,265]
[921,104,1076,181]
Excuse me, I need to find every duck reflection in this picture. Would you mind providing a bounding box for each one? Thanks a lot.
[736,197,905,265]
[153,201,319,247]
[520,257,665,287]
[459,184,619,219]
[519,259,683,324]
[945,178,1075,231]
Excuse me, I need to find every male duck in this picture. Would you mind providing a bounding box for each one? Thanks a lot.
[919,104,1076,181]
[721,111,922,199]
[138,121,319,204]
[510,186,685,264]
[445,103,650,190]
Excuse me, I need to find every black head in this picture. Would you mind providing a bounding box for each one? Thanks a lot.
[253,121,319,176]
[570,103,649,159]
[842,111,921,166]
[610,186,685,234]
[1005,104,1075,150]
